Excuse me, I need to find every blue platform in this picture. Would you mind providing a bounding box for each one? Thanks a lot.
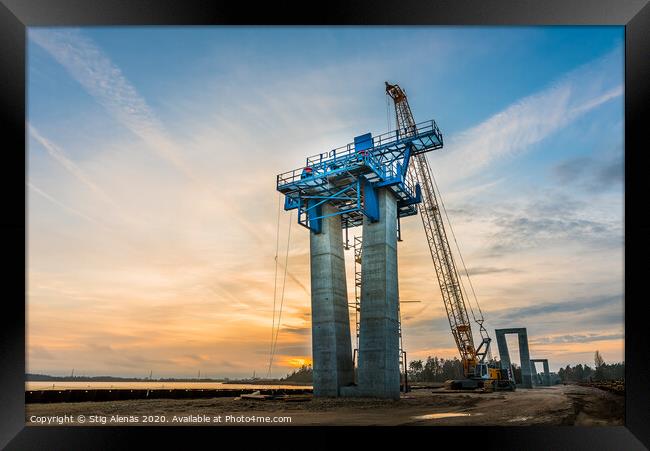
[276,119,443,233]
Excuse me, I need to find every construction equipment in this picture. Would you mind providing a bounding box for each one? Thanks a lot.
[385,82,515,391]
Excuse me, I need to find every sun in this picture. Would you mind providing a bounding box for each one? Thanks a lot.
[286,357,312,368]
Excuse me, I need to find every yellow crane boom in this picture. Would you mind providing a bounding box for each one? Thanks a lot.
[385,82,491,378]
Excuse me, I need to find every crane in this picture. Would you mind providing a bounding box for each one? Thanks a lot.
[385,82,514,391]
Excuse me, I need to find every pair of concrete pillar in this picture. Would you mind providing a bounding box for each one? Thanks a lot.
[530,359,551,386]
[309,189,400,399]
[495,328,533,388]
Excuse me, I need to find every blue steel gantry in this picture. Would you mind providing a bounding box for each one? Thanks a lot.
[276,119,443,233]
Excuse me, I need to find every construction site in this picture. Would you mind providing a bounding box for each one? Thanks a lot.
[223,81,624,424]
[272,82,553,398]
[19,19,632,435]
[24,81,625,427]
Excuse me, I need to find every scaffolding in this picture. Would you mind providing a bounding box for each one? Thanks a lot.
[353,236,362,353]
[277,120,443,233]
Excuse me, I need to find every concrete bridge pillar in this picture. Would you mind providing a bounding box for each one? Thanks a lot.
[357,188,400,399]
[530,359,551,386]
[530,360,539,385]
[495,328,533,388]
[518,331,533,388]
[496,332,511,373]
[310,203,354,396]
[542,360,551,386]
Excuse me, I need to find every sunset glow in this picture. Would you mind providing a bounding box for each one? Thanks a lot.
[27,27,624,378]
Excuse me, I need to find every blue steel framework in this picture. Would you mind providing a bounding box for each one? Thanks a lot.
[276,120,443,233]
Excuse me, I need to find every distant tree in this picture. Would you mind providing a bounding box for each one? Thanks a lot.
[594,350,605,368]
[424,356,440,381]
[409,360,423,372]
[282,364,313,382]
[594,350,605,380]
[605,362,625,380]
[575,364,586,381]
[554,356,623,383]
[441,357,463,380]
[406,356,463,382]
[408,360,424,381]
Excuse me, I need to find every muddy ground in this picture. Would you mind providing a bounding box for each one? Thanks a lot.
[25,384,623,426]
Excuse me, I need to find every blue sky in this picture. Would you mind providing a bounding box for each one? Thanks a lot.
[27,27,623,377]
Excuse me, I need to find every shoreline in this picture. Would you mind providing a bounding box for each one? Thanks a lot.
[26,387,312,404]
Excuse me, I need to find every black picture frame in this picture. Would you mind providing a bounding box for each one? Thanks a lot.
[1,1,648,449]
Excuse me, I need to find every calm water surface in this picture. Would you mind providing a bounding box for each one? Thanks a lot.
[26,381,311,391]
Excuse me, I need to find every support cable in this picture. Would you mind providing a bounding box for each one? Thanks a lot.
[267,210,293,377]
[430,170,486,323]
[386,94,392,133]
[267,193,282,377]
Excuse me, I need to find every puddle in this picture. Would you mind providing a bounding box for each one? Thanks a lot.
[507,416,532,422]
[411,412,474,420]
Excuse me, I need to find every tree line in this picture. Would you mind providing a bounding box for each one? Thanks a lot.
[282,350,624,383]
[408,350,624,383]
[282,357,465,383]
[283,358,466,383]
[282,364,313,382]
[407,356,464,382]
[558,350,624,382]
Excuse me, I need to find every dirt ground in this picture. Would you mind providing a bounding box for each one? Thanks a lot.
[25,384,623,426]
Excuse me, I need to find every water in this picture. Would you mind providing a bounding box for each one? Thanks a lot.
[411,412,476,420]
[26,381,311,391]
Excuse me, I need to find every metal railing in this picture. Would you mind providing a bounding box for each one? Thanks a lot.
[277,119,441,189]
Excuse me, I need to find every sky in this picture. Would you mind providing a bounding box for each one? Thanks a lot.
[27,26,624,378]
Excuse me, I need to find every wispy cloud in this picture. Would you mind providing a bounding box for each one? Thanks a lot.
[552,152,624,192]
[531,332,623,345]
[466,266,521,276]
[29,29,278,245]
[492,293,621,320]
[29,29,195,180]
[29,124,120,210]
[487,212,622,255]
[433,46,623,186]
[28,182,100,225]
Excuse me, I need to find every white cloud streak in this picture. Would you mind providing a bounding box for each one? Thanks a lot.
[433,47,623,187]
[29,29,277,244]
[28,182,100,225]
[29,124,120,210]
[29,29,195,180]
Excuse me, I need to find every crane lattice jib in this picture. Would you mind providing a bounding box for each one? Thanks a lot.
[385,82,478,374]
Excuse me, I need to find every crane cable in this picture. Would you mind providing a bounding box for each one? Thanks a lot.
[386,94,392,133]
[430,170,490,358]
[385,93,483,333]
[267,209,293,377]
[267,193,282,377]
[429,169,486,325]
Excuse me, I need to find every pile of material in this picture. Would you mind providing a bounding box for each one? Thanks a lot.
[578,380,624,395]
[236,391,311,402]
